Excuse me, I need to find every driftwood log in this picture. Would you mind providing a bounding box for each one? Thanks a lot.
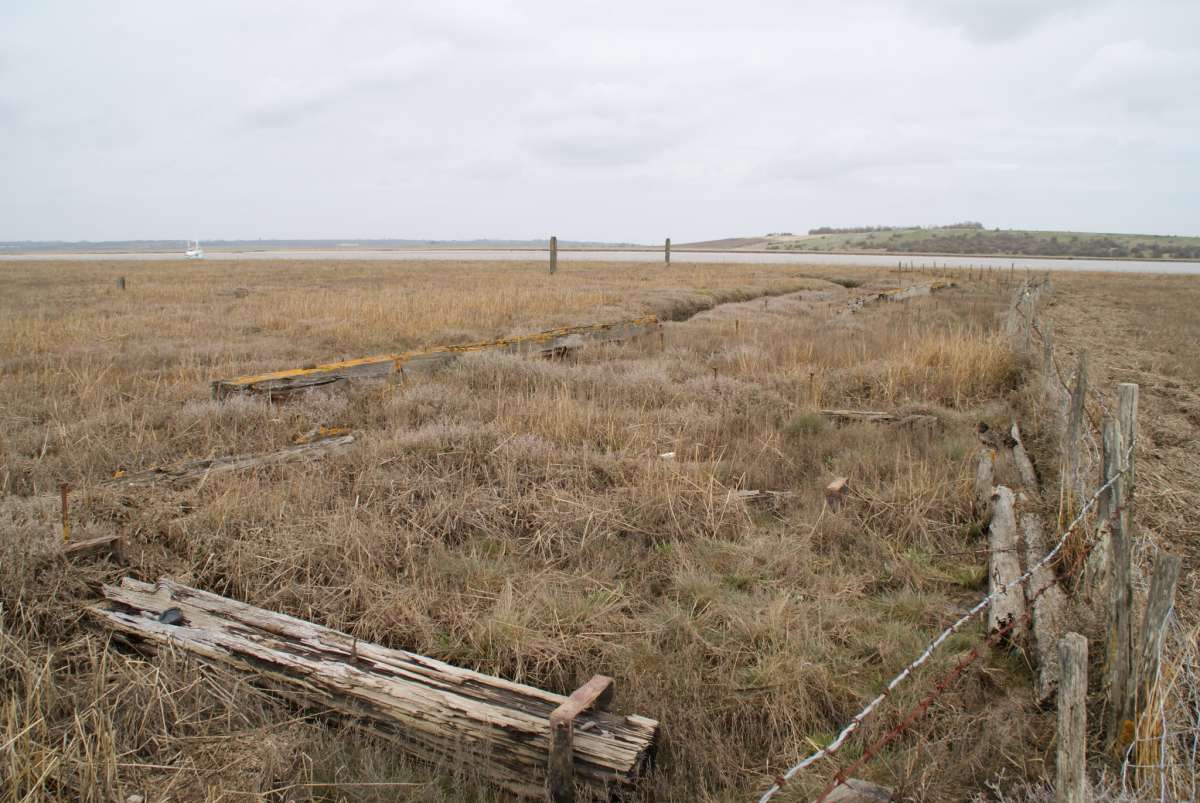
[212,316,660,400]
[107,434,355,488]
[90,578,658,800]
[987,487,1028,642]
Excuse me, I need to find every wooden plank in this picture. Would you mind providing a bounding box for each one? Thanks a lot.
[107,434,355,488]
[987,486,1027,643]
[61,533,124,563]
[1056,632,1088,803]
[211,316,661,399]
[89,578,657,800]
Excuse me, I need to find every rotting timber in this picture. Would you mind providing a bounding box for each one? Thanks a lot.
[91,578,659,801]
[212,315,661,400]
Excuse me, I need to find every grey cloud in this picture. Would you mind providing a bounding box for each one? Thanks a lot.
[1,0,1198,241]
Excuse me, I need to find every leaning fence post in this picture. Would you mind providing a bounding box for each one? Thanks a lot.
[665,237,670,265]
[1056,632,1088,803]
[549,236,558,275]
[1136,550,1182,716]
[1102,417,1134,752]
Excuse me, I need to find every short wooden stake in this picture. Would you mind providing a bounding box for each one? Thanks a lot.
[116,276,126,290]
[60,482,71,543]
[1056,632,1087,803]
[547,675,614,803]
[1102,417,1134,752]
[549,235,558,275]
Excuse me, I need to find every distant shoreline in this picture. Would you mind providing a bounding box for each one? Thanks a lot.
[4,244,1200,265]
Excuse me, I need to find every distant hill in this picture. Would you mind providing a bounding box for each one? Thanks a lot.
[769,226,1200,260]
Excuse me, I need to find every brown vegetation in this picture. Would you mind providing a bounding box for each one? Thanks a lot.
[2,258,1193,801]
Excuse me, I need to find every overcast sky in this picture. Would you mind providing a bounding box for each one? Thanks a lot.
[2,1,1198,242]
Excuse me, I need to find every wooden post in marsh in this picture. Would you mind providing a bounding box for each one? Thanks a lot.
[549,235,558,275]
[1117,383,1138,537]
[665,237,670,266]
[1056,632,1088,803]
[60,482,71,543]
[1136,551,1182,720]
[1064,351,1088,525]
[116,276,126,290]
[1102,416,1134,753]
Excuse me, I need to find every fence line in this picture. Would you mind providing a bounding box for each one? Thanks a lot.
[757,443,1134,802]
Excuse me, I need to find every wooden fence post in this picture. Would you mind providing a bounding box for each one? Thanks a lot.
[1064,351,1088,521]
[549,236,557,275]
[1118,383,1138,536]
[1136,551,1182,716]
[665,237,670,266]
[116,276,126,290]
[1102,417,1134,752]
[548,675,614,803]
[1056,632,1088,803]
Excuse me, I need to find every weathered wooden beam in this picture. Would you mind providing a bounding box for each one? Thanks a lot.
[820,409,938,429]
[1056,632,1088,803]
[61,533,125,563]
[211,316,660,400]
[1010,421,1039,491]
[974,449,995,522]
[90,578,658,800]
[1021,505,1068,702]
[107,434,356,488]
[548,675,616,803]
[987,486,1027,643]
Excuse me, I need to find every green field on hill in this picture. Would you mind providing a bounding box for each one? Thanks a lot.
[773,227,1200,260]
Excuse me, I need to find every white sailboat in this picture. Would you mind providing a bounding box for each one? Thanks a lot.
[185,240,205,260]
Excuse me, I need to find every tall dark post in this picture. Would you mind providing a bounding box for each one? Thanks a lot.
[549,236,557,275]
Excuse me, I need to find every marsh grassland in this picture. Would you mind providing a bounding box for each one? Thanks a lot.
[2,259,1197,801]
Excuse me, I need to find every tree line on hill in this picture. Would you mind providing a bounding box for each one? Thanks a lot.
[807,222,985,235]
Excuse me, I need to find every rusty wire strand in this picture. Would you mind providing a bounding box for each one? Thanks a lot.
[756,443,1132,803]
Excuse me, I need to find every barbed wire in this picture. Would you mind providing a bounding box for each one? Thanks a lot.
[814,509,1113,802]
[756,443,1133,802]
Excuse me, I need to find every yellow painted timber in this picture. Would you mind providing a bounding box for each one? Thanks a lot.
[216,315,659,395]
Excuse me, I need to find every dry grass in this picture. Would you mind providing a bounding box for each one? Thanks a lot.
[1,258,1156,801]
